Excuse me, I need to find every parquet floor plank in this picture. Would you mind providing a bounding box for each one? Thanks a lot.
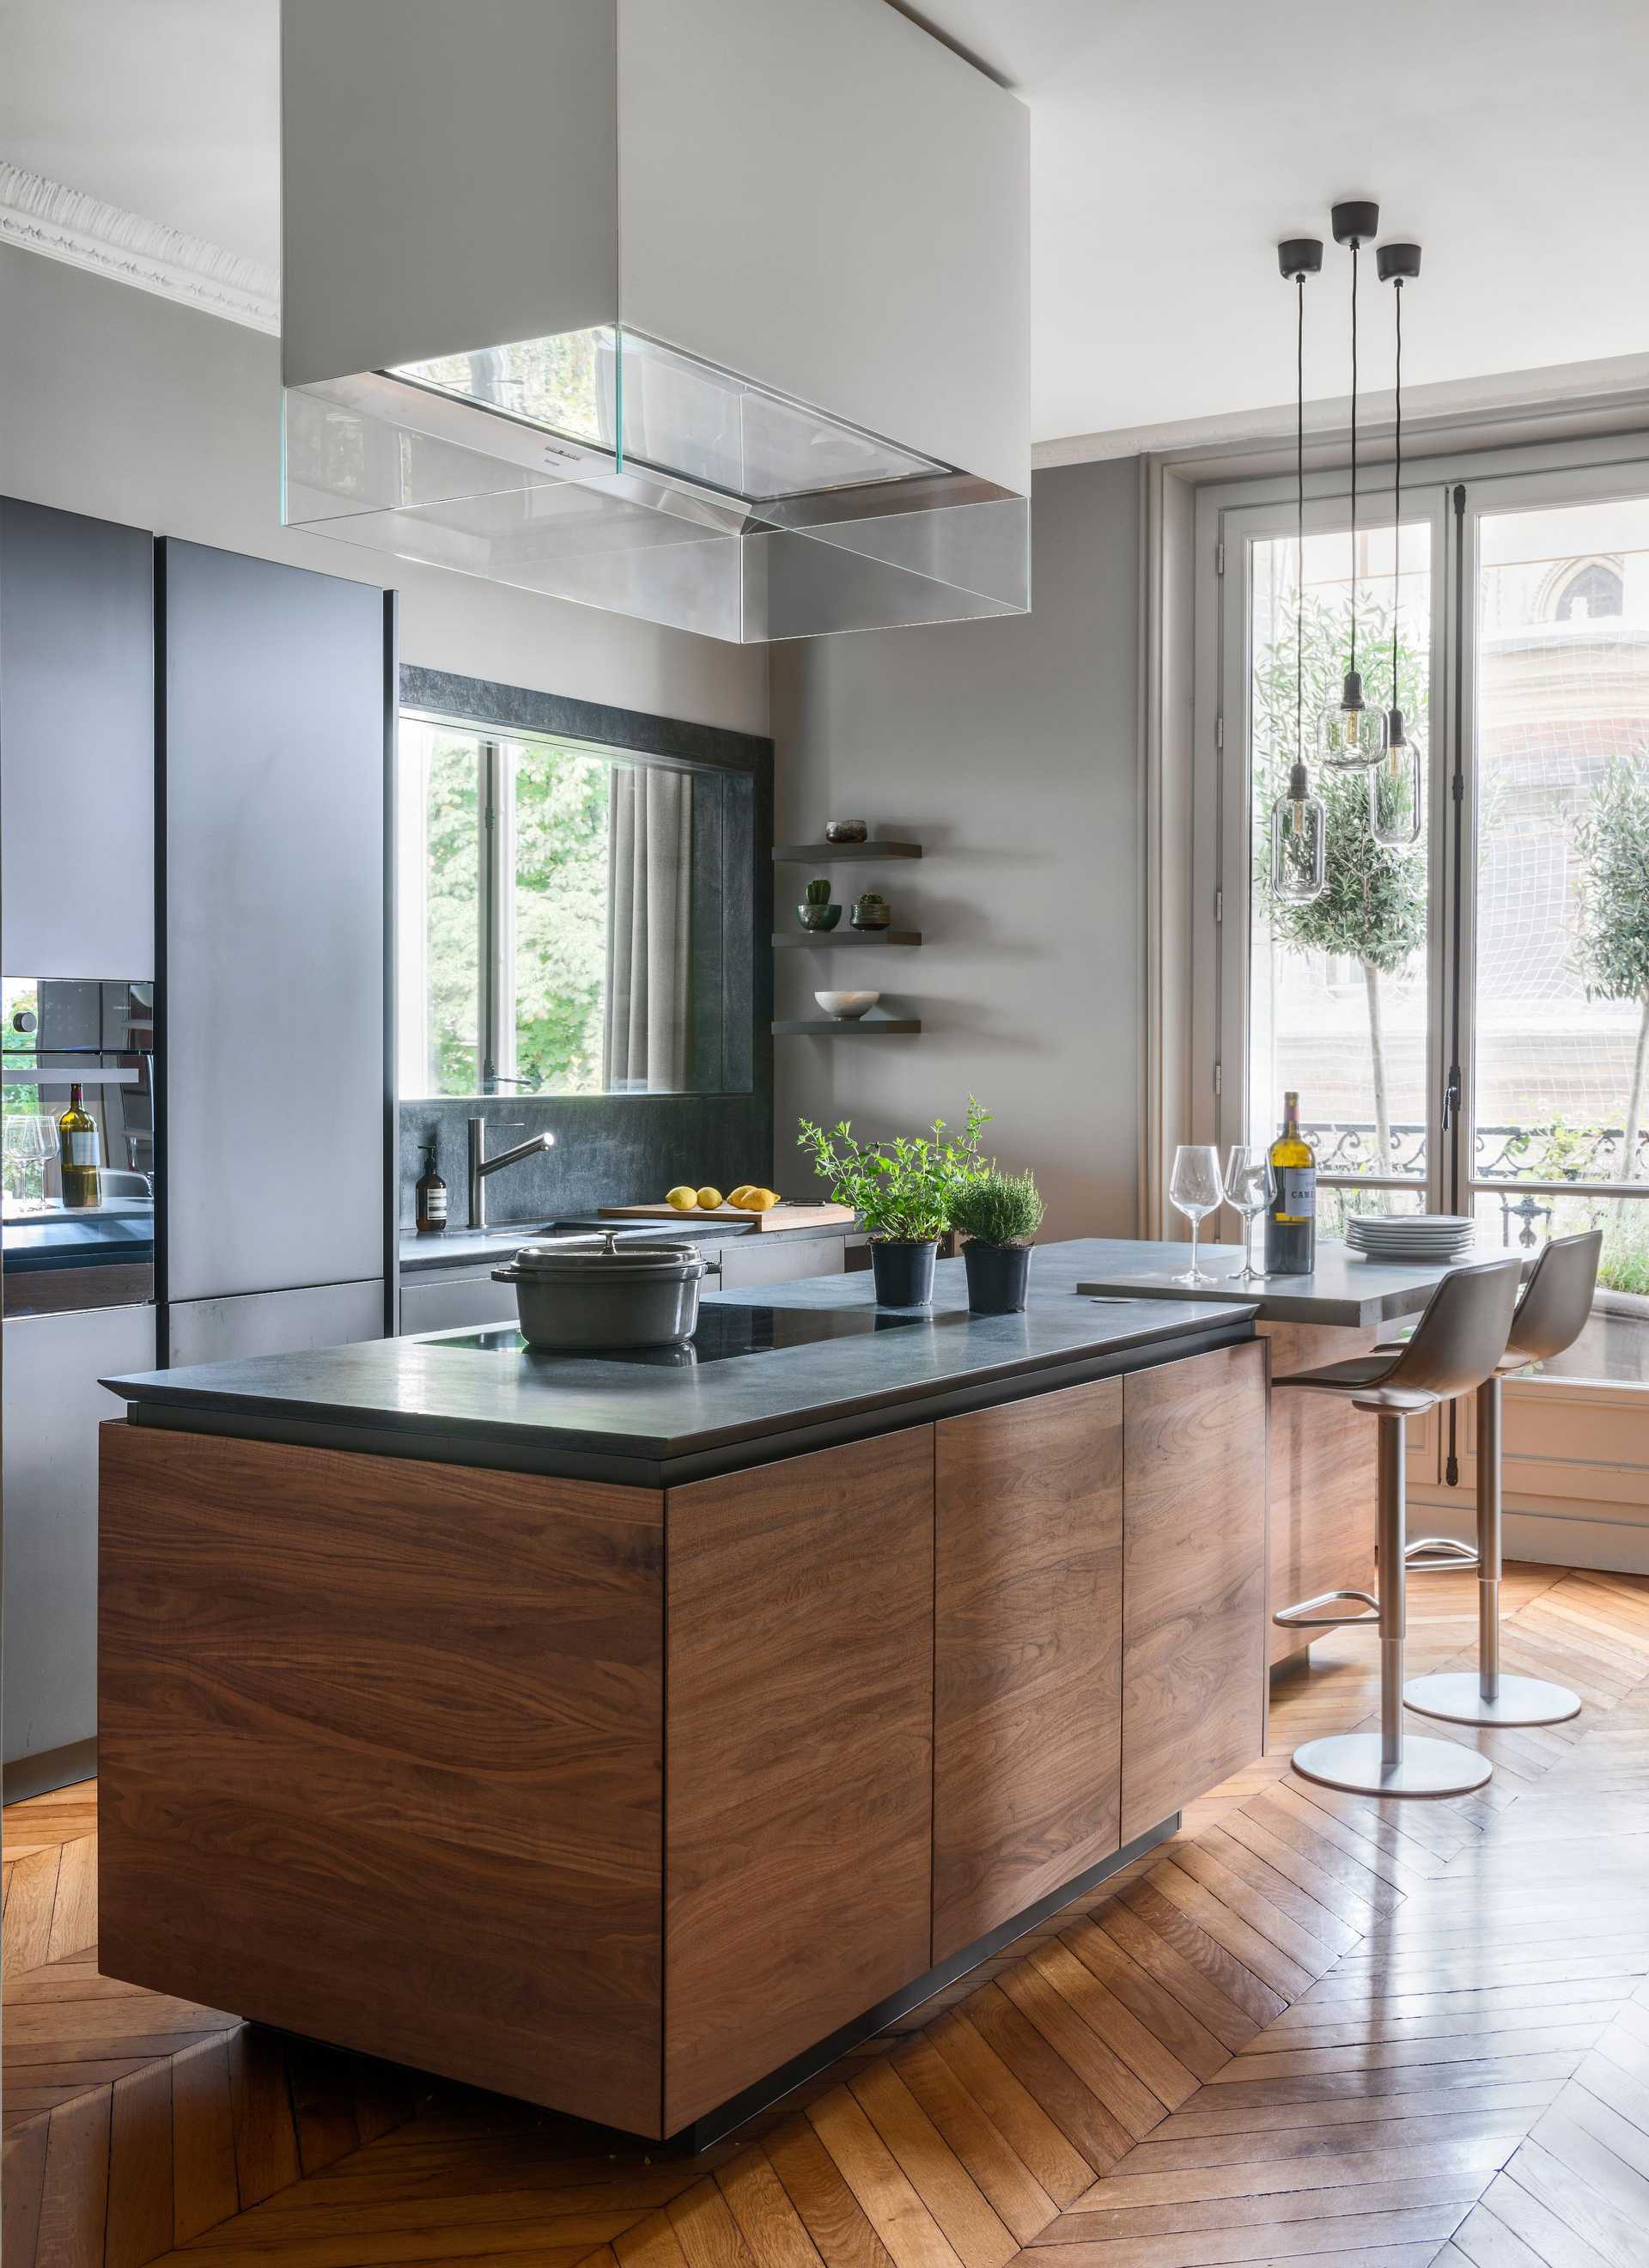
[9,1559,1649,2268]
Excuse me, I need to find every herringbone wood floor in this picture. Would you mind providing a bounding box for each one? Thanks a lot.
[8,1560,1649,2268]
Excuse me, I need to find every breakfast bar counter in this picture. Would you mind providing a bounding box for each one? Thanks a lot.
[1074,1235,1528,1665]
[96,1242,1269,2147]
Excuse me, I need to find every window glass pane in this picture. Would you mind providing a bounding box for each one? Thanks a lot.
[397,721,483,1096]
[503,739,613,1094]
[1247,523,1433,1203]
[1469,1190,1649,1385]
[1474,495,1649,1192]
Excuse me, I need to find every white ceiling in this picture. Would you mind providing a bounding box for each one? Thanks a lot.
[4,0,1649,449]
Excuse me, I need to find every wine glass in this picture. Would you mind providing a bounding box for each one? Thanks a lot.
[1168,1144,1224,1285]
[3,1112,58,1212]
[1223,1145,1275,1283]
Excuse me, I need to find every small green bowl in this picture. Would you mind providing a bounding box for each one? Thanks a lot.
[797,902,843,930]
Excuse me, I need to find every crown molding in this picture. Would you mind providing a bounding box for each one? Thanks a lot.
[0,161,279,332]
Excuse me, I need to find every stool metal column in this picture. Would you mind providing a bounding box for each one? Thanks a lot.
[1405,1230,1600,1729]
[1274,1255,1523,1799]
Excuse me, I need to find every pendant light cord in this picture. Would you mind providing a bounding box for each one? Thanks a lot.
[1391,277,1403,702]
[1349,239,1359,681]
[1297,271,1305,759]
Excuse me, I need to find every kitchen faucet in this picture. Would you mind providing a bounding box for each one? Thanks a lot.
[467,1118,555,1230]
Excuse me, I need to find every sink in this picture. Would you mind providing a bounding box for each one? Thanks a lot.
[539,1216,730,1241]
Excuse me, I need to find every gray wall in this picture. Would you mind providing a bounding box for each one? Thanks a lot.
[0,248,767,735]
[769,460,1144,1240]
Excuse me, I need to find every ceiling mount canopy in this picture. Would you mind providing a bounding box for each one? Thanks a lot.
[277,0,1031,643]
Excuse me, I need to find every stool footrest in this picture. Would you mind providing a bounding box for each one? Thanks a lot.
[1404,1535,1482,1573]
[1273,1587,1381,1631]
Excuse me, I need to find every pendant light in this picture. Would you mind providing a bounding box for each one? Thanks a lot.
[1317,200,1388,769]
[1270,237,1328,905]
[1370,240,1424,847]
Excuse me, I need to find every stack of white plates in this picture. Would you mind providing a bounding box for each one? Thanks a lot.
[1345,1213,1477,1265]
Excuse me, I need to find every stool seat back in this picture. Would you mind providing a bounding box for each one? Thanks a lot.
[1507,1230,1603,1365]
[1385,1255,1523,1401]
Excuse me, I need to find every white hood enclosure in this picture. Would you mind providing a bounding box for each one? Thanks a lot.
[279,0,1031,643]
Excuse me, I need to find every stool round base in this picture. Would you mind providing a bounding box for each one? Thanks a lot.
[1292,1731,1493,1799]
[1403,1670,1581,1728]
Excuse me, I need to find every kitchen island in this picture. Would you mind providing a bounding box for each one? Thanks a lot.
[97,1243,1268,2145]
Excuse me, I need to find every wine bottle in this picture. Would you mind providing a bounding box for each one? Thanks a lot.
[58,1082,102,1210]
[415,1143,448,1234]
[1263,1089,1316,1274]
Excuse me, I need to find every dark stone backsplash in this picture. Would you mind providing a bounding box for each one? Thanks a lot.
[397,664,774,1235]
[399,1091,776,1232]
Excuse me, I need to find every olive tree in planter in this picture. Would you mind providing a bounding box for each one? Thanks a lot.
[1254,594,1427,1198]
[1572,747,1649,1208]
[797,1099,989,1308]
[950,1169,1045,1314]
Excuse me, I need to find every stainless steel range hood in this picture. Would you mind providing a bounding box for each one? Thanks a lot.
[279,0,1030,643]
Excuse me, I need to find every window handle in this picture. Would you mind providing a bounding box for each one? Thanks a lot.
[1441,1068,1461,1132]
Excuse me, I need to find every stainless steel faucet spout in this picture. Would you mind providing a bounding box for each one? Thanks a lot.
[467,1118,556,1230]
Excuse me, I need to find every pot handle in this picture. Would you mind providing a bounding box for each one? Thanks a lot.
[490,1264,521,1283]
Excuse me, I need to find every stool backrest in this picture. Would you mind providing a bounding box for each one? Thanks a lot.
[1508,1229,1603,1363]
[1387,1255,1524,1400]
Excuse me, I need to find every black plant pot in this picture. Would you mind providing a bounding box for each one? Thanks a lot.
[871,1239,939,1308]
[964,1241,1033,1314]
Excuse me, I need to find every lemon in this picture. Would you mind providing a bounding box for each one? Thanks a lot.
[697,1186,725,1211]
[745,1187,779,1213]
[665,1185,698,1211]
[727,1185,752,1206]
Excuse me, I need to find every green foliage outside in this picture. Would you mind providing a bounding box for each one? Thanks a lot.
[1571,747,1649,1194]
[423,735,483,1094]
[510,745,611,1093]
[950,1168,1045,1247]
[796,1099,992,1241]
[421,735,612,1096]
[1253,594,1428,1193]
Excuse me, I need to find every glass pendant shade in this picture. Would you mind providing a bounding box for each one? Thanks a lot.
[1317,670,1389,769]
[1369,733,1423,847]
[1270,762,1327,901]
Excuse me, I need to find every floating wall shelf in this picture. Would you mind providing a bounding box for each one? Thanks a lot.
[772,841,922,862]
[772,1018,922,1037]
[771,931,922,949]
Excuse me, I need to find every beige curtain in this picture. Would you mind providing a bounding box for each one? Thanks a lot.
[605,765,693,1091]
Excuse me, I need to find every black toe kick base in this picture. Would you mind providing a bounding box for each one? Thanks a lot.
[672,1813,1181,2153]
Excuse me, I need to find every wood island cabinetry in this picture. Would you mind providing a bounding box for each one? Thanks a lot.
[99,1326,1270,2143]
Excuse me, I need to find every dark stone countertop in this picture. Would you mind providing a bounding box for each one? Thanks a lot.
[1073,1236,1530,1328]
[103,1239,1257,1486]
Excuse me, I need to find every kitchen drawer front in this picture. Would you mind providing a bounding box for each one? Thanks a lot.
[663,1425,934,2131]
[933,1377,1123,1963]
[1120,1341,1267,1845]
[399,1272,519,1336]
[715,1231,847,1291]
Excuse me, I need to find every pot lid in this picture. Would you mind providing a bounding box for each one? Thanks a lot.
[511,1233,706,1278]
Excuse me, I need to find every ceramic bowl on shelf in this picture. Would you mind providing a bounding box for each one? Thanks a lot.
[815,990,879,1021]
[797,901,843,930]
[824,819,869,843]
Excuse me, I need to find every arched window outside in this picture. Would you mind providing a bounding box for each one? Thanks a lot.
[1552,560,1624,621]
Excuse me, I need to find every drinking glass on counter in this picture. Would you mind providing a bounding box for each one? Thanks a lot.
[1223,1145,1275,1283]
[1168,1143,1224,1285]
[3,1112,58,1212]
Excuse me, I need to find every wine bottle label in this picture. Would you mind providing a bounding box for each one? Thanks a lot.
[1275,1166,1316,1223]
[63,1132,99,1166]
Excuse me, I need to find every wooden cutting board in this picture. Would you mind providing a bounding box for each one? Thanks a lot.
[598,1201,855,1234]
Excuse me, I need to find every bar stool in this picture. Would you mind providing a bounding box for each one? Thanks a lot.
[1403,1229,1602,1728]
[1272,1255,1523,1798]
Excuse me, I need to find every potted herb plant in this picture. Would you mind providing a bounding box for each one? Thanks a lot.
[950,1168,1044,1314]
[798,1100,989,1308]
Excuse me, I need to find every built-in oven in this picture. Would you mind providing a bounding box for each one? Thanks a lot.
[2,976,156,1316]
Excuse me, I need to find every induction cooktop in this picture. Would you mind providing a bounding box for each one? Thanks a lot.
[441,1302,936,1367]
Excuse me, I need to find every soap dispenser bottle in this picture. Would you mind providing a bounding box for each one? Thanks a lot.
[415,1143,448,1235]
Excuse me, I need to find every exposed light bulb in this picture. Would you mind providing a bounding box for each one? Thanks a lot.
[1270,759,1327,901]
[1317,668,1388,769]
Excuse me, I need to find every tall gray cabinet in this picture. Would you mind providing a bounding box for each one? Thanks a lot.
[159,542,392,1361]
